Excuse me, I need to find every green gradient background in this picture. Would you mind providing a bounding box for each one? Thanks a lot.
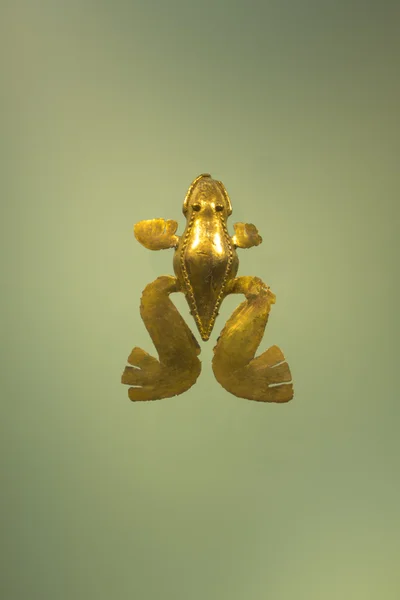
[2,1,399,599]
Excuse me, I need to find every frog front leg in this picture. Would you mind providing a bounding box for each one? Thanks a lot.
[231,222,263,249]
[212,276,293,403]
[121,275,201,401]
[133,218,179,250]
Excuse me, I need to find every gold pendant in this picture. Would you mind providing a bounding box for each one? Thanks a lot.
[121,174,293,402]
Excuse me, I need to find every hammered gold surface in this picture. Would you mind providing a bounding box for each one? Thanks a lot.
[122,174,293,402]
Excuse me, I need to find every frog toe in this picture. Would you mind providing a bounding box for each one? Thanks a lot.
[121,365,152,386]
[127,347,159,370]
[128,386,158,402]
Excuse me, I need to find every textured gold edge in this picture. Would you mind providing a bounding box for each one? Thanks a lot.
[182,174,212,215]
[216,180,232,216]
[179,212,205,337]
[205,212,233,338]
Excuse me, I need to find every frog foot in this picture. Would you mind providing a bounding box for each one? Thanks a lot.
[122,346,201,401]
[121,276,201,401]
[212,276,293,403]
[134,219,179,250]
[213,344,293,403]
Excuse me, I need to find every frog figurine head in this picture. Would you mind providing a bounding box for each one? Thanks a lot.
[182,173,232,218]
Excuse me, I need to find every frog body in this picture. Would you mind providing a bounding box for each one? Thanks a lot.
[173,175,239,340]
[122,174,293,403]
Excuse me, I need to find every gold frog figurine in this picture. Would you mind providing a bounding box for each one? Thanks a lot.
[121,174,293,403]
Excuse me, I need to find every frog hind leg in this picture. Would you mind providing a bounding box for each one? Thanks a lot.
[121,275,201,401]
[212,276,293,403]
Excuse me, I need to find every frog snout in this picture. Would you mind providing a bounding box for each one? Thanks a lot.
[204,205,215,218]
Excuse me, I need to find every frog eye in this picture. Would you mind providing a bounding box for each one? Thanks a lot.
[192,203,201,211]
[215,204,224,212]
